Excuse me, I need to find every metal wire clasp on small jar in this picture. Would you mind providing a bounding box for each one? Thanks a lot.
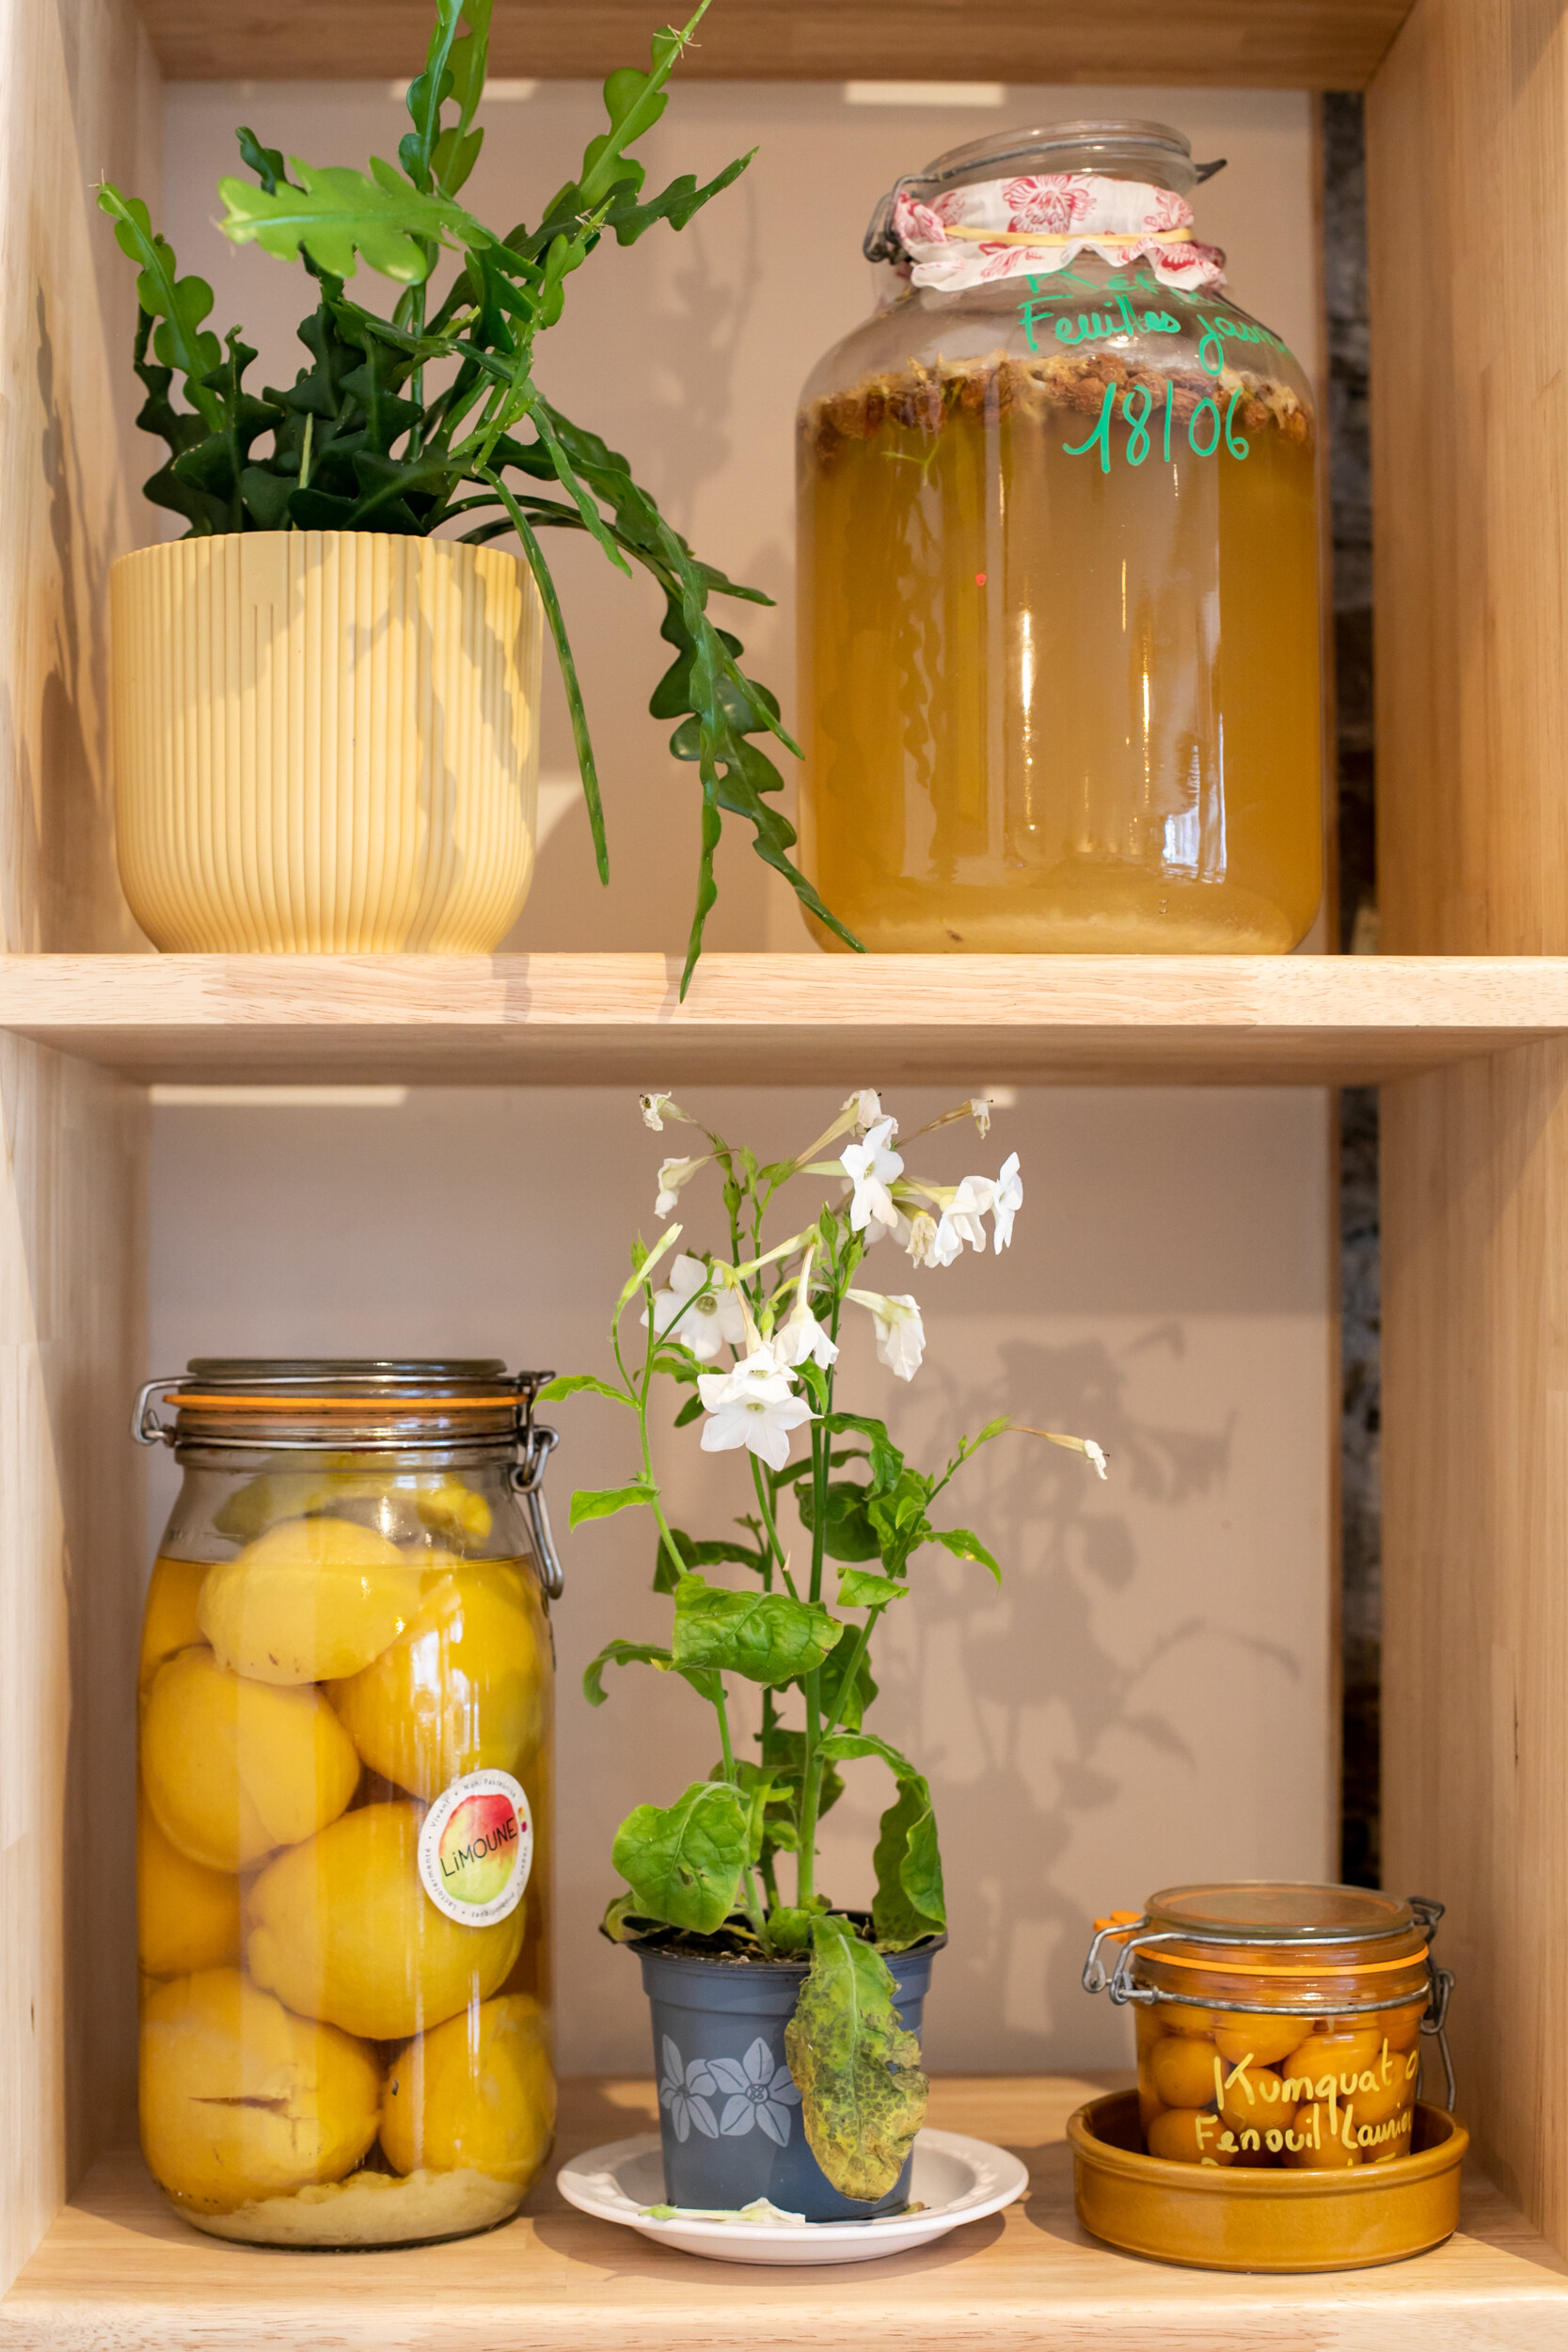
[1083,1882,1455,2173]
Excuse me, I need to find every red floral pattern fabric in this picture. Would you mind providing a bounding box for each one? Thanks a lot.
[889,174,1226,294]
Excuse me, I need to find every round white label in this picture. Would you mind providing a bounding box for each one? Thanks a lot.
[417,1769,533,1927]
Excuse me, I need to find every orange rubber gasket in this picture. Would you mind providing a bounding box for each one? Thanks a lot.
[1142,1945,1429,1979]
[169,1391,518,1411]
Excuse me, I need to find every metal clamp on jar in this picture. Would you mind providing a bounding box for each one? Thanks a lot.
[130,1359,560,2249]
[1082,1882,1456,2172]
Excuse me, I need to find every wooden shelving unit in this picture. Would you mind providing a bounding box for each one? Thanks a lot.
[8,2077,1568,2352]
[5,0,1568,2339]
[137,0,1416,90]
[3,952,1566,1089]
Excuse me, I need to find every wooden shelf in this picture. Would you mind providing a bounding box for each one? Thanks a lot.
[138,1,1415,91]
[4,2075,1565,2350]
[0,953,1563,1090]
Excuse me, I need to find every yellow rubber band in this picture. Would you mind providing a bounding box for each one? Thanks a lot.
[941,225,1194,248]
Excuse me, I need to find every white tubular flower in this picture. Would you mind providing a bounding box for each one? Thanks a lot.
[698,1349,814,1471]
[640,1091,675,1132]
[905,1211,941,1267]
[641,1252,748,1361]
[989,1152,1022,1251]
[847,1288,927,1381]
[934,1177,992,1263]
[840,1118,904,1234]
[970,1096,992,1139]
[774,1301,839,1371]
[848,1089,895,1136]
[655,1154,710,1217]
[1084,1439,1109,1481]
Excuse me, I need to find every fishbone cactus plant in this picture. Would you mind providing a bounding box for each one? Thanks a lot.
[97,0,851,991]
[546,1088,1107,2201]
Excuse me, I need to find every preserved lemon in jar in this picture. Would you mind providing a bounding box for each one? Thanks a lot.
[132,1360,562,2249]
[799,120,1323,954]
[1088,1884,1453,2179]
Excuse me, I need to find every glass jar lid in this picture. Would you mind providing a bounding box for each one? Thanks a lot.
[1147,1883,1419,1947]
[133,1359,552,1456]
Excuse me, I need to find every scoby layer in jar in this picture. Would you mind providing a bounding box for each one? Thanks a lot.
[1133,1998,1426,2170]
[135,1469,554,2248]
[798,332,1323,954]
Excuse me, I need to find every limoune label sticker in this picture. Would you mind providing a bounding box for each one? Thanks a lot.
[418,1768,532,1927]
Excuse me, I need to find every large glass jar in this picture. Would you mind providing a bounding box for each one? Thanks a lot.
[1083,1883,1454,2172]
[798,120,1323,953]
[132,1359,561,2248]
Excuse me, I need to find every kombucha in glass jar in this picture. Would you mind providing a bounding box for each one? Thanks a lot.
[133,1360,561,2248]
[798,121,1324,953]
[1084,1883,1454,2173]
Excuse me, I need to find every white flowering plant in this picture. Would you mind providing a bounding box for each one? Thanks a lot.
[542,1088,1105,2200]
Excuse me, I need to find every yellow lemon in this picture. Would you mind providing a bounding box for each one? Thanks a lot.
[1148,2033,1219,2110]
[1283,2102,1362,2168]
[140,1967,379,2214]
[139,1559,211,1692]
[1212,2013,1312,2068]
[199,1517,431,1685]
[245,1802,525,2041]
[213,1470,387,1543]
[413,1478,493,1546]
[382,1994,554,2185]
[142,1646,360,1870]
[329,1560,545,1800]
[1145,2107,1234,2165]
[137,1791,242,1976]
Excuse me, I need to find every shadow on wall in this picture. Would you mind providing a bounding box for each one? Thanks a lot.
[814,1321,1275,2071]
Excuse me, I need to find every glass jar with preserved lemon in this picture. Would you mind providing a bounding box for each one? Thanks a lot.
[1084,1883,1454,2174]
[798,120,1323,953]
[133,1360,561,2248]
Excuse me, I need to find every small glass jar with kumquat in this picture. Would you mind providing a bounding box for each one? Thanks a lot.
[1083,1883,1454,2173]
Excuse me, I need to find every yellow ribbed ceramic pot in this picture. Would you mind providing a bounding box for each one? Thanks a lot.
[110,532,544,952]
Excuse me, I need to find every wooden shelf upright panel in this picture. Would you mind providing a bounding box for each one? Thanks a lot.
[1371,0,1568,2260]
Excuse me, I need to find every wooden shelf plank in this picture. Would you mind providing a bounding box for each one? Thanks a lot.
[140,0,1415,90]
[4,2076,1567,2350]
[0,953,1564,1089]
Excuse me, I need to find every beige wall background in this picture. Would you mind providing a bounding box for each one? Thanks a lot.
[147,82,1333,2075]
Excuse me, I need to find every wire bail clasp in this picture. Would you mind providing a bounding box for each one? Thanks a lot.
[511,1370,563,1600]
[131,1378,183,1447]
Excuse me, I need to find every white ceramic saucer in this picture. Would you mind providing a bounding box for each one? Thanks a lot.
[555,2127,1028,2265]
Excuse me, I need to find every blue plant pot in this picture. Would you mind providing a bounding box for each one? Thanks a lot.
[637,1937,940,2222]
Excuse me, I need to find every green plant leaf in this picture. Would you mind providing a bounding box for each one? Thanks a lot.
[604,151,754,246]
[797,1478,880,1563]
[672,1570,843,1687]
[236,126,292,195]
[821,1731,946,1948]
[836,1566,910,1608]
[761,1725,845,1823]
[825,1413,904,1494]
[582,1636,721,1708]
[481,475,610,884]
[600,1892,667,1943]
[784,1917,928,2201]
[568,1477,658,1530]
[611,1778,749,1934]
[217,159,487,283]
[765,1905,819,1954]
[934,1528,1002,1583]
[538,1373,631,1406]
[96,186,224,431]
[816,1636,878,1733]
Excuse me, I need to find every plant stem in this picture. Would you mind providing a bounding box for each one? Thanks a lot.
[713,1679,768,1942]
[750,1459,797,1596]
[796,1257,844,1908]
